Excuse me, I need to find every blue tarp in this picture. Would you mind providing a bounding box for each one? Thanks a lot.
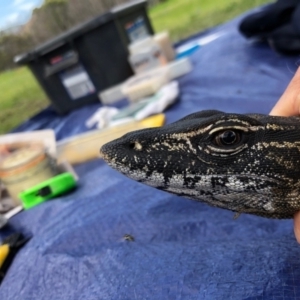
[1,9,300,300]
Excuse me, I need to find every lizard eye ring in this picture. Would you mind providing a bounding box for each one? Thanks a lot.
[215,130,241,147]
[205,129,247,155]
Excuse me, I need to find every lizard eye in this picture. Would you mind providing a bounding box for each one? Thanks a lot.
[214,130,241,147]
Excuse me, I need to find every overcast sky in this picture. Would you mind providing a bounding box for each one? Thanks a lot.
[0,0,43,30]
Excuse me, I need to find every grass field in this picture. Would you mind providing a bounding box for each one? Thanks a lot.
[0,68,48,133]
[150,0,270,42]
[0,0,271,134]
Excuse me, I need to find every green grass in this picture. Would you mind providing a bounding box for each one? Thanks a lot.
[149,0,270,42]
[0,0,271,134]
[0,67,48,134]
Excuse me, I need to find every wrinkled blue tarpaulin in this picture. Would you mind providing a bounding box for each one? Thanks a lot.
[1,9,300,300]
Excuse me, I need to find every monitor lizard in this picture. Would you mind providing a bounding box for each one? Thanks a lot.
[100,110,300,219]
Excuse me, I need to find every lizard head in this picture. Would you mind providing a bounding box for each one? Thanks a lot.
[100,110,300,218]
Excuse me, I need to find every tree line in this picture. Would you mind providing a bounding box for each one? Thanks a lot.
[0,0,165,71]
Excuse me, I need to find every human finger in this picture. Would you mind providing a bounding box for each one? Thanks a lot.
[270,67,300,116]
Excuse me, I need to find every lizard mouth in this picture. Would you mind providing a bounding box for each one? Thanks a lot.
[99,144,110,161]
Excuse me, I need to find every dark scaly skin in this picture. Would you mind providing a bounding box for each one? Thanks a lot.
[100,110,300,219]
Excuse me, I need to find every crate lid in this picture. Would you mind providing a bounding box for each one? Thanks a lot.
[14,0,148,65]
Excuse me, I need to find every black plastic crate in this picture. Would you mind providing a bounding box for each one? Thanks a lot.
[15,0,154,114]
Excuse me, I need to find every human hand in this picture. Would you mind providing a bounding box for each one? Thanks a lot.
[270,67,300,242]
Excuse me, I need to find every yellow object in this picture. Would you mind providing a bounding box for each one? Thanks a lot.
[0,244,9,269]
[140,113,165,127]
[57,114,165,165]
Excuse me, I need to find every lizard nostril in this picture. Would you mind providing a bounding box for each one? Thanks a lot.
[129,142,142,151]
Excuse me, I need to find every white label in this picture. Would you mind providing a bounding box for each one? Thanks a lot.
[61,66,96,100]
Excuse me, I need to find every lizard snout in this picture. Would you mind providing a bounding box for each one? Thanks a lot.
[100,133,145,161]
[101,127,160,158]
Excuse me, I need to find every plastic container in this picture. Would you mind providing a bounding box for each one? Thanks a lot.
[128,37,167,74]
[128,44,167,74]
[128,37,154,54]
[166,57,193,80]
[153,32,175,62]
[0,147,57,205]
[122,67,169,102]
[98,84,124,104]
[14,0,154,114]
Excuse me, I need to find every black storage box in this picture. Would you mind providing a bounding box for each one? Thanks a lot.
[14,0,154,114]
